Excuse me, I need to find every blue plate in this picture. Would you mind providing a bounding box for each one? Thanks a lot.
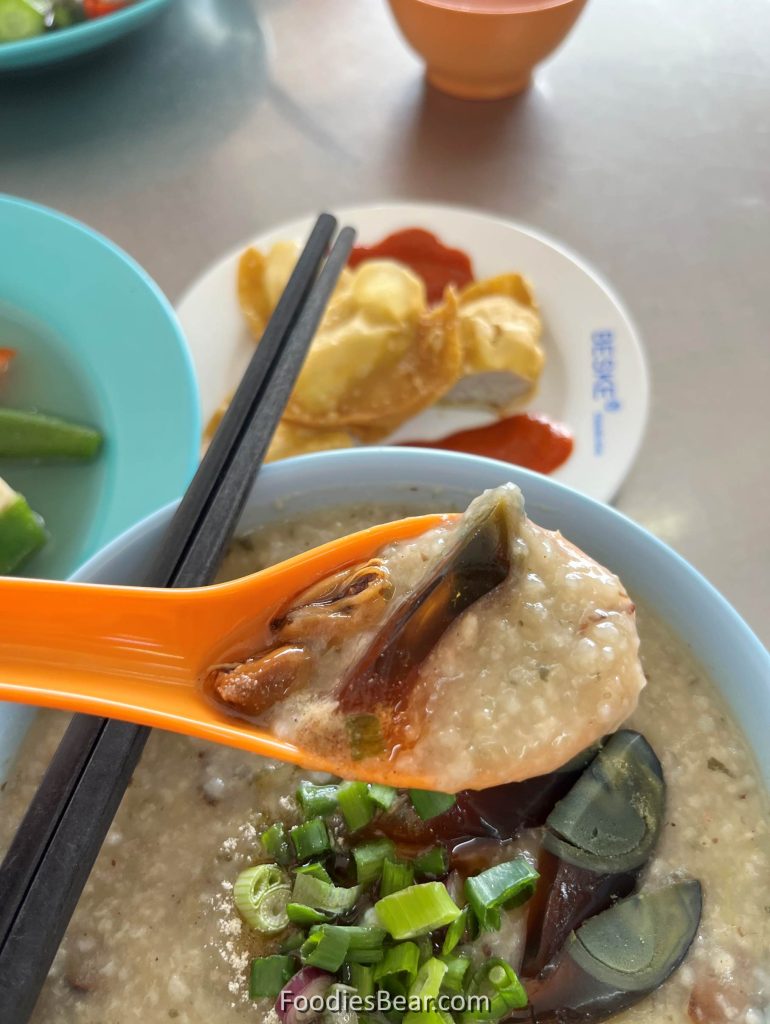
[0,0,173,72]
[0,194,200,579]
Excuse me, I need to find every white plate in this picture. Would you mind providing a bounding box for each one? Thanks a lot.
[177,203,648,502]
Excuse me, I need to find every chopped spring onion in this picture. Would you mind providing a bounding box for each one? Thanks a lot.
[290,817,331,860]
[381,858,415,898]
[260,822,292,865]
[415,935,433,965]
[375,882,461,940]
[287,903,329,925]
[439,954,470,993]
[408,790,456,821]
[373,941,420,985]
[409,957,448,1010]
[301,926,351,972]
[353,837,396,886]
[280,931,305,953]
[346,714,385,761]
[414,846,449,879]
[249,954,294,999]
[311,924,386,965]
[441,906,470,955]
[338,781,376,831]
[463,958,527,1020]
[369,783,398,810]
[234,864,291,933]
[346,962,375,999]
[297,781,339,817]
[292,871,362,915]
[465,857,539,932]
[296,861,332,883]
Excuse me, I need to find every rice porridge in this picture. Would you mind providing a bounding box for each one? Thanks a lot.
[0,501,767,1024]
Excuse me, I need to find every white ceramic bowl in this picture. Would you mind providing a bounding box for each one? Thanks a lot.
[1,448,768,791]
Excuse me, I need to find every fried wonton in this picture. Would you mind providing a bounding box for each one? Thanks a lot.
[238,241,352,343]
[443,273,545,412]
[283,262,462,429]
[264,421,355,462]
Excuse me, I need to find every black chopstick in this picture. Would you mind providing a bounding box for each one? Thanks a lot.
[0,215,356,1023]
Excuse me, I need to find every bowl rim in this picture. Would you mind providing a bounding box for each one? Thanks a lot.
[72,446,770,783]
[76,445,768,675]
[0,0,172,64]
[0,192,201,572]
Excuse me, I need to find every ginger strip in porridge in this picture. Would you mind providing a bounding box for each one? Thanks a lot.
[204,484,646,791]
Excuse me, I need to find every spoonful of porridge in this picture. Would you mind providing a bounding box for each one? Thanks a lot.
[0,485,645,791]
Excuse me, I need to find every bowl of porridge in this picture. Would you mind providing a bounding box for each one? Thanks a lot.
[0,447,767,1024]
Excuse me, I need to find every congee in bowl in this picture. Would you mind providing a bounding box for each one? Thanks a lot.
[0,451,767,1024]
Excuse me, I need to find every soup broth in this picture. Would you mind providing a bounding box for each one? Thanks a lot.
[0,302,106,579]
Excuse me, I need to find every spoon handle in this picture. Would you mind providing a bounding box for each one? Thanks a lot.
[0,578,206,698]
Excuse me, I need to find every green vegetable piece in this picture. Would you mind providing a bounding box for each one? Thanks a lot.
[346,714,385,761]
[312,924,386,965]
[353,837,396,886]
[409,957,447,1006]
[441,906,470,955]
[440,954,470,993]
[465,857,538,933]
[381,859,415,898]
[409,790,456,821]
[249,954,294,998]
[290,817,331,859]
[296,861,332,883]
[0,408,102,460]
[375,882,461,940]
[297,781,340,817]
[414,846,449,879]
[346,962,375,999]
[233,864,291,933]
[260,822,292,865]
[369,783,398,810]
[0,0,45,42]
[463,958,527,1021]
[287,903,329,925]
[279,931,305,954]
[292,871,361,914]
[338,781,376,831]
[0,477,46,574]
[374,941,420,985]
[301,925,351,971]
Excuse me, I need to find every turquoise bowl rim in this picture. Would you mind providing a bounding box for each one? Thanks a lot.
[68,446,770,786]
[0,192,201,576]
[0,0,173,70]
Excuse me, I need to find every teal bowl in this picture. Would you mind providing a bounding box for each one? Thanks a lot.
[0,194,200,580]
[0,0,173,72]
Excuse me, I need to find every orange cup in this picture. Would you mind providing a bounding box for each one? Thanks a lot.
[386,0,589,100]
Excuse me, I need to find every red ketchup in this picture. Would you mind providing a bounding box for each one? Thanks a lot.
[403,413,574,475]
[348,227,474,305]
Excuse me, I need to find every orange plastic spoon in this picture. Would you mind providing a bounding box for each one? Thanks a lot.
[0,514,454,789]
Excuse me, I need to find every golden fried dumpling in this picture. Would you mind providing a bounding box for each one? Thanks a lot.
[445,274,545,412]
[238,241,353,342]
[283,261,462,429]
[265,422,355,462]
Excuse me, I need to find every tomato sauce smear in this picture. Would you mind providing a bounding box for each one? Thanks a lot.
[348,227,474,305]
[403,413,574,475]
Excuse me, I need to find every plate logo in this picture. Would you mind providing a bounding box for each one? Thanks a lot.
[591,329,621,456]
